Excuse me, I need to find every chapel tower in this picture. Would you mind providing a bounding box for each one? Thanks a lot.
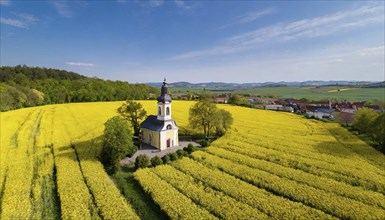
[157,78,172,121]
[140,78,179,150]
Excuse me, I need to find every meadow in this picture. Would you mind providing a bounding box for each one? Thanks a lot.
[1,101,385,219]
[171,86,385,102]
[237,87,385,102]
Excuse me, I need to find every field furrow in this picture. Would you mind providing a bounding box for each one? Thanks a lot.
[191,151,385,219]
[0,108,37,209]
[50,107,99,220]
[216,139,385,193]
[74,142,139,219]
[228,134,385,178]
[325,124,385,169]
[205,146,385,209]
[152,164,270,220]
[134,168,217,219]
[172,158,334,220]
[0,109,42,219]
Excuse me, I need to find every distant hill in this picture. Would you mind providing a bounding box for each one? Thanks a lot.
[0,65,159,111]
[146,80,378,90]
[358,81,385,88]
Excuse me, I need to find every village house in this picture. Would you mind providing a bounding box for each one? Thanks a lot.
[265,104,283,111]
[214,97,228,103]
[305,106,334,119]
[140,79,179,150]
[264,104,294,112]
[308,100,332,109]
[213,94,230,103]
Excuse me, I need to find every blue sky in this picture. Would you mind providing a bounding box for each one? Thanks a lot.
[1,0,384,83]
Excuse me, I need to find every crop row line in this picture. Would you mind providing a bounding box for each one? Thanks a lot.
[134,168,217,219]
[152,164,269,220]
[172,158,334,220]
[206,146,385,210]
[191,151,385,220]
[216,140,385,194]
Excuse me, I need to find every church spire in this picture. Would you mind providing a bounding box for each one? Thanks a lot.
[161,78,168,95]
[157,78,171,103]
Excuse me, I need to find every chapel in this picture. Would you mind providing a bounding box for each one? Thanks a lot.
[140,79,179,150]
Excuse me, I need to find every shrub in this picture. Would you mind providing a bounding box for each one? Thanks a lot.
[197,140,210,147]
[151,156,163,167]
[170,152,179,161]
[186,144,198,154]
[162,154,171,164]
[176,149,188,157]
[135,154,150,169]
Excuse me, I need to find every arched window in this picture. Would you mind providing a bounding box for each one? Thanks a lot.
[166,124,172,130]
[158,107,161,115]
[166,107,170,115]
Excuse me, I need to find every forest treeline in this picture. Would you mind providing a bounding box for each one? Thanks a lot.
[0,65,159,111]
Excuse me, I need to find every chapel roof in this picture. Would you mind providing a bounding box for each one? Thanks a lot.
[141,115,164,131]
[141,115,178,131]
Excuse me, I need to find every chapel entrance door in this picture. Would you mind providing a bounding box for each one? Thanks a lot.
[167,139,171,148]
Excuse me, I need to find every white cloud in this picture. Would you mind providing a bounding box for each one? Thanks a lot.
[148,0,164,7]
[1,18,26,28]
[168,45,384,82]
[356,46,385,56]
[174,0,195,10]
[0,13,38,28]
[0,0,11,6]
[173,3,384,59]
[53,1,72,17]
[220,8,276,29]
[66,62,95,67]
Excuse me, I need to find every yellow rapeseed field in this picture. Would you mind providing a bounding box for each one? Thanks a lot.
[135,103,385,219]
[1,100,385,219]
[327,88,354,92]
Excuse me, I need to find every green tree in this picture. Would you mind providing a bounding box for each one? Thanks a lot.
[198,93,212,101]
[135,154,150,169]
[117,100,147,136]
[189,100,233,138]
[101,116,135,174]
[189,100,218,138]
[372,113,385,148]
[228,94,248,106]
[353,107,378,135]
[215,109,234,135]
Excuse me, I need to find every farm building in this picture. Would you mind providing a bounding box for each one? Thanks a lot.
[306,107,334,119]
[265,104,294,112]
[265,104,283,110]
[140,79,179,150]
